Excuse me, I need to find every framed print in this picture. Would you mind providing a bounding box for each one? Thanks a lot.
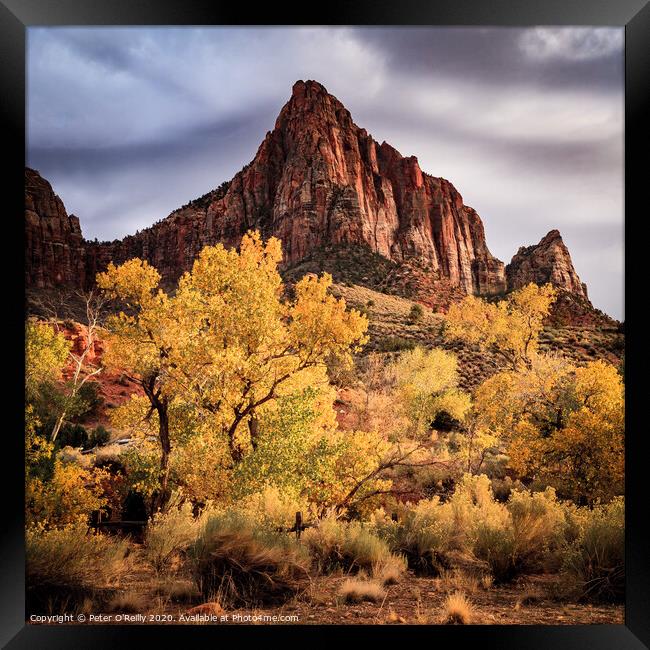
[1,0,647,647]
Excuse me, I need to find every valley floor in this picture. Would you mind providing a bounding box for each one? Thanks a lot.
[34,558,623,627]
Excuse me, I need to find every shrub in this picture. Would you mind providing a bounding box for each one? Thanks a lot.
[372,475,566,582]
[370,502,454,575]
[442,591,473,624]
[145,495,208,572]
[562,497,624,602]
[26,524,130,614]
[78,380,104,414]
[190,511,310,607]
[237,486,312,531]
[377,336,416,352]
[303,516,403,578]
[55,423,89,449]
[89,425,111,448]
[473,487,566,583]
[408,303,425,323]
[339,578,386,603]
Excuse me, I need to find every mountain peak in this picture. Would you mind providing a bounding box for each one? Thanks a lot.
[291,79,329,97]
[26,80,511,299]
[506,229,588,299]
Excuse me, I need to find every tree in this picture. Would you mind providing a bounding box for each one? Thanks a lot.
[391,347,471,437]
[26,291,106,442]
[98,231,369,505]
[475,356,624,503]
[446,283,557,370]
[97,258,183,507]
[25,320,69,400]
[162,232,368,463]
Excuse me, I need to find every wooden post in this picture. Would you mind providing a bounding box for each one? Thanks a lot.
[295,511,303,539]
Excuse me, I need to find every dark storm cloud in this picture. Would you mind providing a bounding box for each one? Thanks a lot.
[353,27,623,91]
[27,27,623,319]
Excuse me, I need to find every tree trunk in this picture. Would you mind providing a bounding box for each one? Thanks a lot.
[154,400,172,512]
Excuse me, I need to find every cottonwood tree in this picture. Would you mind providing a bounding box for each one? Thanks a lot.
[445,283,557,370]
[162,232,368,464]
[98,231,369,506]
[97,258,184,508]
[475,355,624,503]
[26,290,106,442]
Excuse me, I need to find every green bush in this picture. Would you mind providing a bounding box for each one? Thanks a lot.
[77,381,104,416]
[88,425,111,448]
[408,303,425,323]
[377,336,416,352]
[56,423,89,449]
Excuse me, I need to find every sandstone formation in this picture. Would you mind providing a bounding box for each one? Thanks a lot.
[25,167,87,288]
[25,80,506,296]
[506,230,588,298]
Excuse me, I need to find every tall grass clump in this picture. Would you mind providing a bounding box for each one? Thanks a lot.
[371,500,453,575]
[371,475,504,575]
[190,511,310,607]
[26,523,130,614]
[473,487,567,583]
[441,591,474,624]
[145,493,210,573]
[562,497,624,602]
[303,515,404,579]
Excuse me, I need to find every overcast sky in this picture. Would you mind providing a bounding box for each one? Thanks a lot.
[27,27,624,319]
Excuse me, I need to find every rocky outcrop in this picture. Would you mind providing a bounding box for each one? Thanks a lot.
[25,80,507,296]
[25,168,87,288]
[506,230,588,298]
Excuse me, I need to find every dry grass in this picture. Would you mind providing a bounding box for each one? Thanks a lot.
[191,512,310,607]
[439,569,479,594]
[441,591,474,624]
[376,560,404,586]
[153,577,201,603]
[106,590,148,613]
[145,497,207,573]
[339,578,386,604]
[26,524,131,614]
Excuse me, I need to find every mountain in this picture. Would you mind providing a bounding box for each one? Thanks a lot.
[25,167,87,289]
[506,230,588,298]
[25,79,603,319]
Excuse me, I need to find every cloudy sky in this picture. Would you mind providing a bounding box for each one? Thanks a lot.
[27,27,624,319]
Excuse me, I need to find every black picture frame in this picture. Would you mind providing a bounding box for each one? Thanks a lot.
[1,1,647,647]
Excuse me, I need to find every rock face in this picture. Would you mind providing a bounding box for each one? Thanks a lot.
[25,168,87,288]
[506,230,588,298]
[25,80,507,296]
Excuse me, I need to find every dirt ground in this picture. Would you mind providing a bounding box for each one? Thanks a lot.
[51,556,623,627]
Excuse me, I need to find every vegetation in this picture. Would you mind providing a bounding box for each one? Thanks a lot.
[23,235,625,623]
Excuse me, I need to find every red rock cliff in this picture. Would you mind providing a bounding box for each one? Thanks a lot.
[27,80,510,295]
[506,229,588,298]
[25,167,87,288]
